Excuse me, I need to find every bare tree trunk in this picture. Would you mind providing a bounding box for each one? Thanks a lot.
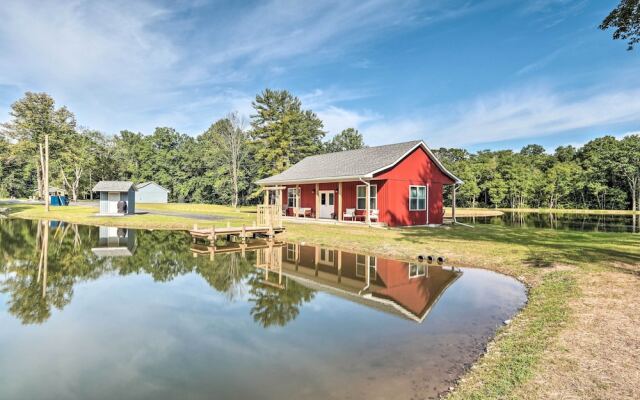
[630,180,637,212]
[60,165,82,202]
[224,112,245,209]
[232,156,239,208]
[44,134,49,212]
[38,144,45,199]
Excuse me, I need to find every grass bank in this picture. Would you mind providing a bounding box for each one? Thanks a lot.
[496,207,640,215]
[444,207,504,217]
[3,201,639,399]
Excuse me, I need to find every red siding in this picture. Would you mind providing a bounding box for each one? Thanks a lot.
[279,146,453,226]
[374,146,453,226]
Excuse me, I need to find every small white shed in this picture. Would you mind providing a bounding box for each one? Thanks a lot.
[135,182,169,203]
[92,181,136,215]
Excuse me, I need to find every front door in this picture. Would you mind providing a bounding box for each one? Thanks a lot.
[108,192,120,214]
[319,191,334,219]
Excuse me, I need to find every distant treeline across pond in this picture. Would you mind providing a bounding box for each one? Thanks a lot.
[2,91,640,212]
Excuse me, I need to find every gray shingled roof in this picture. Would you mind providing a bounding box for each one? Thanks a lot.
[135,182,153,189]
[92,181,135,192]
[257,140,461,184]
[135,181,170,192]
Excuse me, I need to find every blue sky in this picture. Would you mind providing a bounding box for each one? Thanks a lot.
[0,0,638,151]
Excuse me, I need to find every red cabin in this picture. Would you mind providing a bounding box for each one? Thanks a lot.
[257,140,462,227]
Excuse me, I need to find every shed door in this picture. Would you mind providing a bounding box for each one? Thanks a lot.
[108,192,119,214]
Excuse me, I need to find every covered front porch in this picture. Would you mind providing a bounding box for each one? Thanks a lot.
[262,181,382,226]
[261,180,461,228]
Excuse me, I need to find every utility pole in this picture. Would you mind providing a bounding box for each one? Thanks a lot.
[44,134,50,212]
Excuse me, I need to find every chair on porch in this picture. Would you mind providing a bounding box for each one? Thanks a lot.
[296,207,312,218]
[369,209,379,222]
[343,208,356,221]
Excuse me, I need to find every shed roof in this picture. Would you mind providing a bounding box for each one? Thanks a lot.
[256,140,461,185]
[92,181,135,192]
[135,181,170,192]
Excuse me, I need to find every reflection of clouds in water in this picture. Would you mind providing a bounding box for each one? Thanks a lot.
[0,274,342,399]
[438,268,525,311]
[0,219,527,400]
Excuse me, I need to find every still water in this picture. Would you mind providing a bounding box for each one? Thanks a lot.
[0,219,526,400]
[458,211,640,233]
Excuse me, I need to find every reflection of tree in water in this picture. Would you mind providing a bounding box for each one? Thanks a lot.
[195,252,255,301]
[112,230,195,281]
[0,219,315,327]
[248,273,315,328]
[0,220,83,324]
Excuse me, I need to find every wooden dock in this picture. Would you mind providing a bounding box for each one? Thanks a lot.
[189,223,284,244]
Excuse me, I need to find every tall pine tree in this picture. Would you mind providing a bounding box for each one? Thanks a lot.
[250,89,325,179]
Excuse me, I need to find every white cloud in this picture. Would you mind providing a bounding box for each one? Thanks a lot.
[316,106,380,137]
[0,0,445,135]
[360,84,640,147]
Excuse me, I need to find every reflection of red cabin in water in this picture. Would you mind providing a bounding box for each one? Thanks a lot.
[278,243,462,322]
[257,141,462,227]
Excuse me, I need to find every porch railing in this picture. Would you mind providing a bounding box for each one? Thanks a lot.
[257,204,282,228]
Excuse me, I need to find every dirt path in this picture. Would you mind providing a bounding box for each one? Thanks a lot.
[517,270,640,399]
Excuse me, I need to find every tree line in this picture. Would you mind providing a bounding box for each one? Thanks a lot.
[1,90,639,211]
[0,90,364,205]
[434,137,640,211]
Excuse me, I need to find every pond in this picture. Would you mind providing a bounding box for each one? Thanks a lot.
[458,211,640,233]
[0,219,526,400]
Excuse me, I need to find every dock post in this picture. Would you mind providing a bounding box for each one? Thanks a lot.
[241,225,246,244]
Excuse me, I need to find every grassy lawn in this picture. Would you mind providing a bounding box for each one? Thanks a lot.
[2,201,639,398]
[2,202,256,229]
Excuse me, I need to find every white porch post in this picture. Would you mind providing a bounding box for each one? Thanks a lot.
[315,183,320,220]
[263,187,268,206]
[365,181,371,226]
[338,182,343,221]
[296,184,300,218]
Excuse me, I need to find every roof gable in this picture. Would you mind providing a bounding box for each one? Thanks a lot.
[135,181,169,192]
[92,181,135,192]
[256,140,461,184]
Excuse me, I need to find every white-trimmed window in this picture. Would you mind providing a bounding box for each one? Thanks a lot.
[409,263,426,278]
[287,188,299,208]
[356,184,378,210]
[409,186,427,211]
